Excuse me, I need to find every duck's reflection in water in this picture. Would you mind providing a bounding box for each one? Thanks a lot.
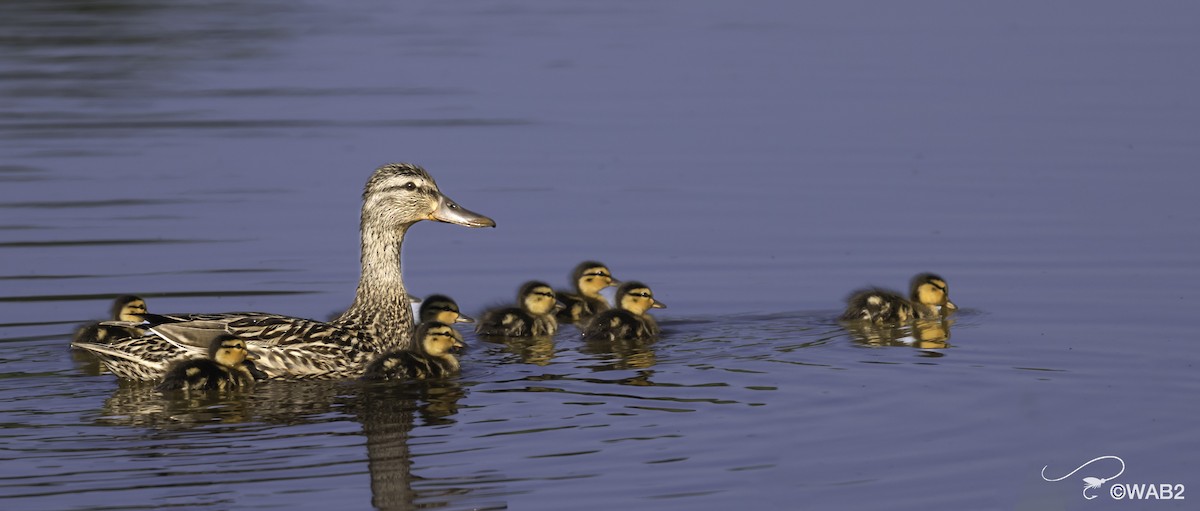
[350,380,469,510]
[93,377,480,510]
[579,334,658,371]
[842,318,955,350]
[478,334,557,366]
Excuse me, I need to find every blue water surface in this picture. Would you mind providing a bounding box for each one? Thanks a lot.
[1,1,1197,510]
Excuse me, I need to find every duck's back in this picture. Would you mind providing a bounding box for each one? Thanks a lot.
[555,292,609,325]
[157,358,253,391]
[840,288,915,324]
[477,307,556,337]
[363,351,454,380]
[583,309,654,342]
[77,313,368,381]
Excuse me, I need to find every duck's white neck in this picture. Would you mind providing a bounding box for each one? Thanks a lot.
[336,220,415,351]
[358,221,408,291]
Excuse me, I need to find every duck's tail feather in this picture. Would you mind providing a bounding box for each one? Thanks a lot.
[71,341,174,381]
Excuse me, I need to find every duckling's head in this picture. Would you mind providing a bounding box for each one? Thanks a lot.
[208,335,251,368]
[572,261,619,297]
[417,321,467,358]
[362,163,496,230]
[910,273,957,312]
[615,281,667,316]
[110,295,147,322]
[518,281,558,315]
[420,294,475,324]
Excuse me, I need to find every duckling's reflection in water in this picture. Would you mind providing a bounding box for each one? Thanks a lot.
[478,334,557,366]
[579,335,659,370]
[842,317,955,349]
[96,380,255,427]
[97,379,344,427]
[93,378,480,509]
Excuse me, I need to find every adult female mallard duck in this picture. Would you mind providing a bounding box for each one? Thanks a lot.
[476,281,560,337]
[157,335,266,391]
[839,272,957,324]
[582,281,667,342]
[72,295,148,345]
[362,321,465,380]
[555,261,619,326]
[72,163,495,380]
[419,294,474,325]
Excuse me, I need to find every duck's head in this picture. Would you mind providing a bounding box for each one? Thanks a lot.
[518,281,559,315]
[910,273,957,312]
[209,335,252,368]
[417,321,467,358]
[420,294,475,324]
[362,163,496,230]
[615,281,667,315]
[572,261,619,297]
[110,295,147,322]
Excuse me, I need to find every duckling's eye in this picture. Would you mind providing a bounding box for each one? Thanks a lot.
[405,182,417,191]
[630,292,652,298]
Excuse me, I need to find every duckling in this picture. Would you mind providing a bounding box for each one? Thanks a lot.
[362,322,466,380]
[72,295,148,345]
[419,294,474,325]
[555,261,620,325]
[156,335,264,392]
[582,281,667,342]
[476,281,560,337]
[840,272,957,324]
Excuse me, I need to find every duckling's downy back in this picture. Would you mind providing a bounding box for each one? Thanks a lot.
[476,281,559,337]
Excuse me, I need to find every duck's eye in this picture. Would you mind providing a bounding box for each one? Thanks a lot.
[405,182,417,191]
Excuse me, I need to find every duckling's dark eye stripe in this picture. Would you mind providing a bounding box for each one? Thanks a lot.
[584,272,610,278]
[629,292,652,298]
[533,292,555,298]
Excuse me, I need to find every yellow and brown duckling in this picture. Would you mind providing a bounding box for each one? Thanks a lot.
[582,281,667,342]
[476,281,560,337]
[419,294,474,325]
[362,321,466,380]
[840,272,957,324]
[555,261,620,326]
[72,295,148,345]
[156,335,266,392]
